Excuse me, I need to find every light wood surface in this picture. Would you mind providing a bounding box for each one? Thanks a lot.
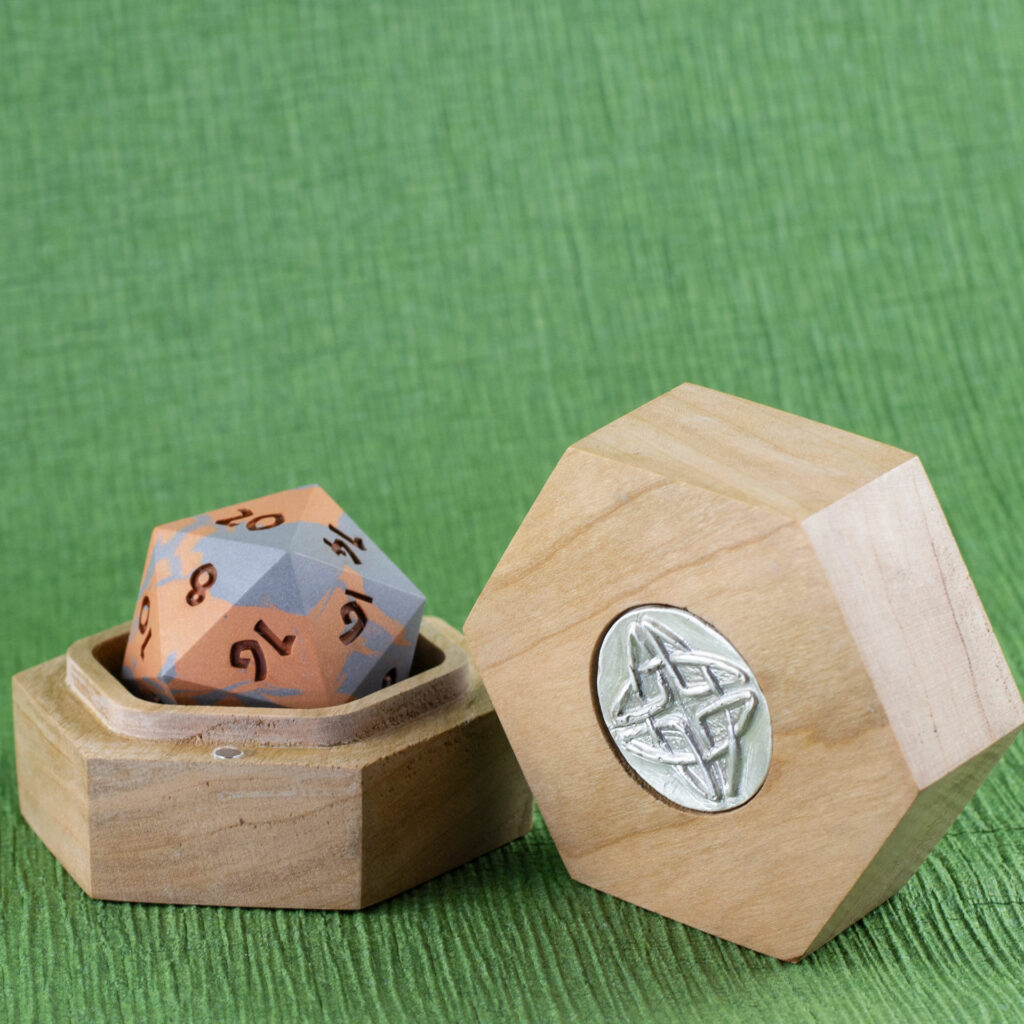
[575,382,914,519]
[14,617,533,910]
[465,382,1023,961]
[804,456,1023,788]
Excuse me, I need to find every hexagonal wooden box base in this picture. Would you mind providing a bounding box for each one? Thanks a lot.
[13,616,532,909]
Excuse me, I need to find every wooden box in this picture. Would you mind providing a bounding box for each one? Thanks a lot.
[464,383,1024,960]
[13,616,532,909]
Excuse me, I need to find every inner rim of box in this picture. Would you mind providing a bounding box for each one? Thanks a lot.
[64,617,471,748]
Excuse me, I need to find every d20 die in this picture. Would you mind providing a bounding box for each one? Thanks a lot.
[464,383,1024,961]
[121,484,424,708]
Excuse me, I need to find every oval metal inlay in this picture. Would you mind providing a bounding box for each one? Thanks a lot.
[594,605,771,812]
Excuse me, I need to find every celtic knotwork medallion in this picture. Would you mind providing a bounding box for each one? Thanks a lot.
[594,606,771,812]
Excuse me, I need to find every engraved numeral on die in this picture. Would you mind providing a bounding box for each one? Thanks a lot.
[138,595,153,658]
[339,586,373,645]
[324,524,365,564]
[230,619,296,682]
[215,508,285,531]
[186,563,217,606]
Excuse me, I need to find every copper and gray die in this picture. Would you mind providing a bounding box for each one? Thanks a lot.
[121,484,425,708]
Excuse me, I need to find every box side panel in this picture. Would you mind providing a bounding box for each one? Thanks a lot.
[805,457,1024,789]
[359,694,533,908]
[87,753,363,909]
[805,730,1020,957]
[13,658,93,893]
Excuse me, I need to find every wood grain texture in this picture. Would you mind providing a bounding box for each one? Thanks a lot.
[576,383,914,519]
[13,618,532,910]
[804,457,1023,788]
[466,384,1023,961]
[806,730,1020,953]
[11,655,94,894]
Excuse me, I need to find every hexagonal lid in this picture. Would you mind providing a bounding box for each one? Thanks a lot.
[464,383,1024,960]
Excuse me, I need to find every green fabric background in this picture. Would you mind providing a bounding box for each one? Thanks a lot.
[2,0,1024,1019]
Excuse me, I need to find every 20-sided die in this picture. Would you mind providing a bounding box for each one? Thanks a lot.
[121,484,424,708]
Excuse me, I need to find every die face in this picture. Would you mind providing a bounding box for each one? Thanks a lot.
[465,384,1024,960]
[172,602,323,707]
[122,485,424,708]
[122,533,161,680]
[301,563,422,703]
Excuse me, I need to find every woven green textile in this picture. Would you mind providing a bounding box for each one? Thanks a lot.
[3,0,1024,1019]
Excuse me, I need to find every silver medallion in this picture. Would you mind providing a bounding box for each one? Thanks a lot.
[594,605,771,812]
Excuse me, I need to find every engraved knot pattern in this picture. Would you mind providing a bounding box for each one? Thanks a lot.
[609,615,760,805]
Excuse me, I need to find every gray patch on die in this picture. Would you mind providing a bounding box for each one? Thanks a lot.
[184,532,289,605]
[291,513,424,598]
[144,526,196,592]
[290,551,348,615]
[124,649,179,704]
[234,551,307,615]
[333,613,422,698]
[338,513,424,599]
[290,548,426,636]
